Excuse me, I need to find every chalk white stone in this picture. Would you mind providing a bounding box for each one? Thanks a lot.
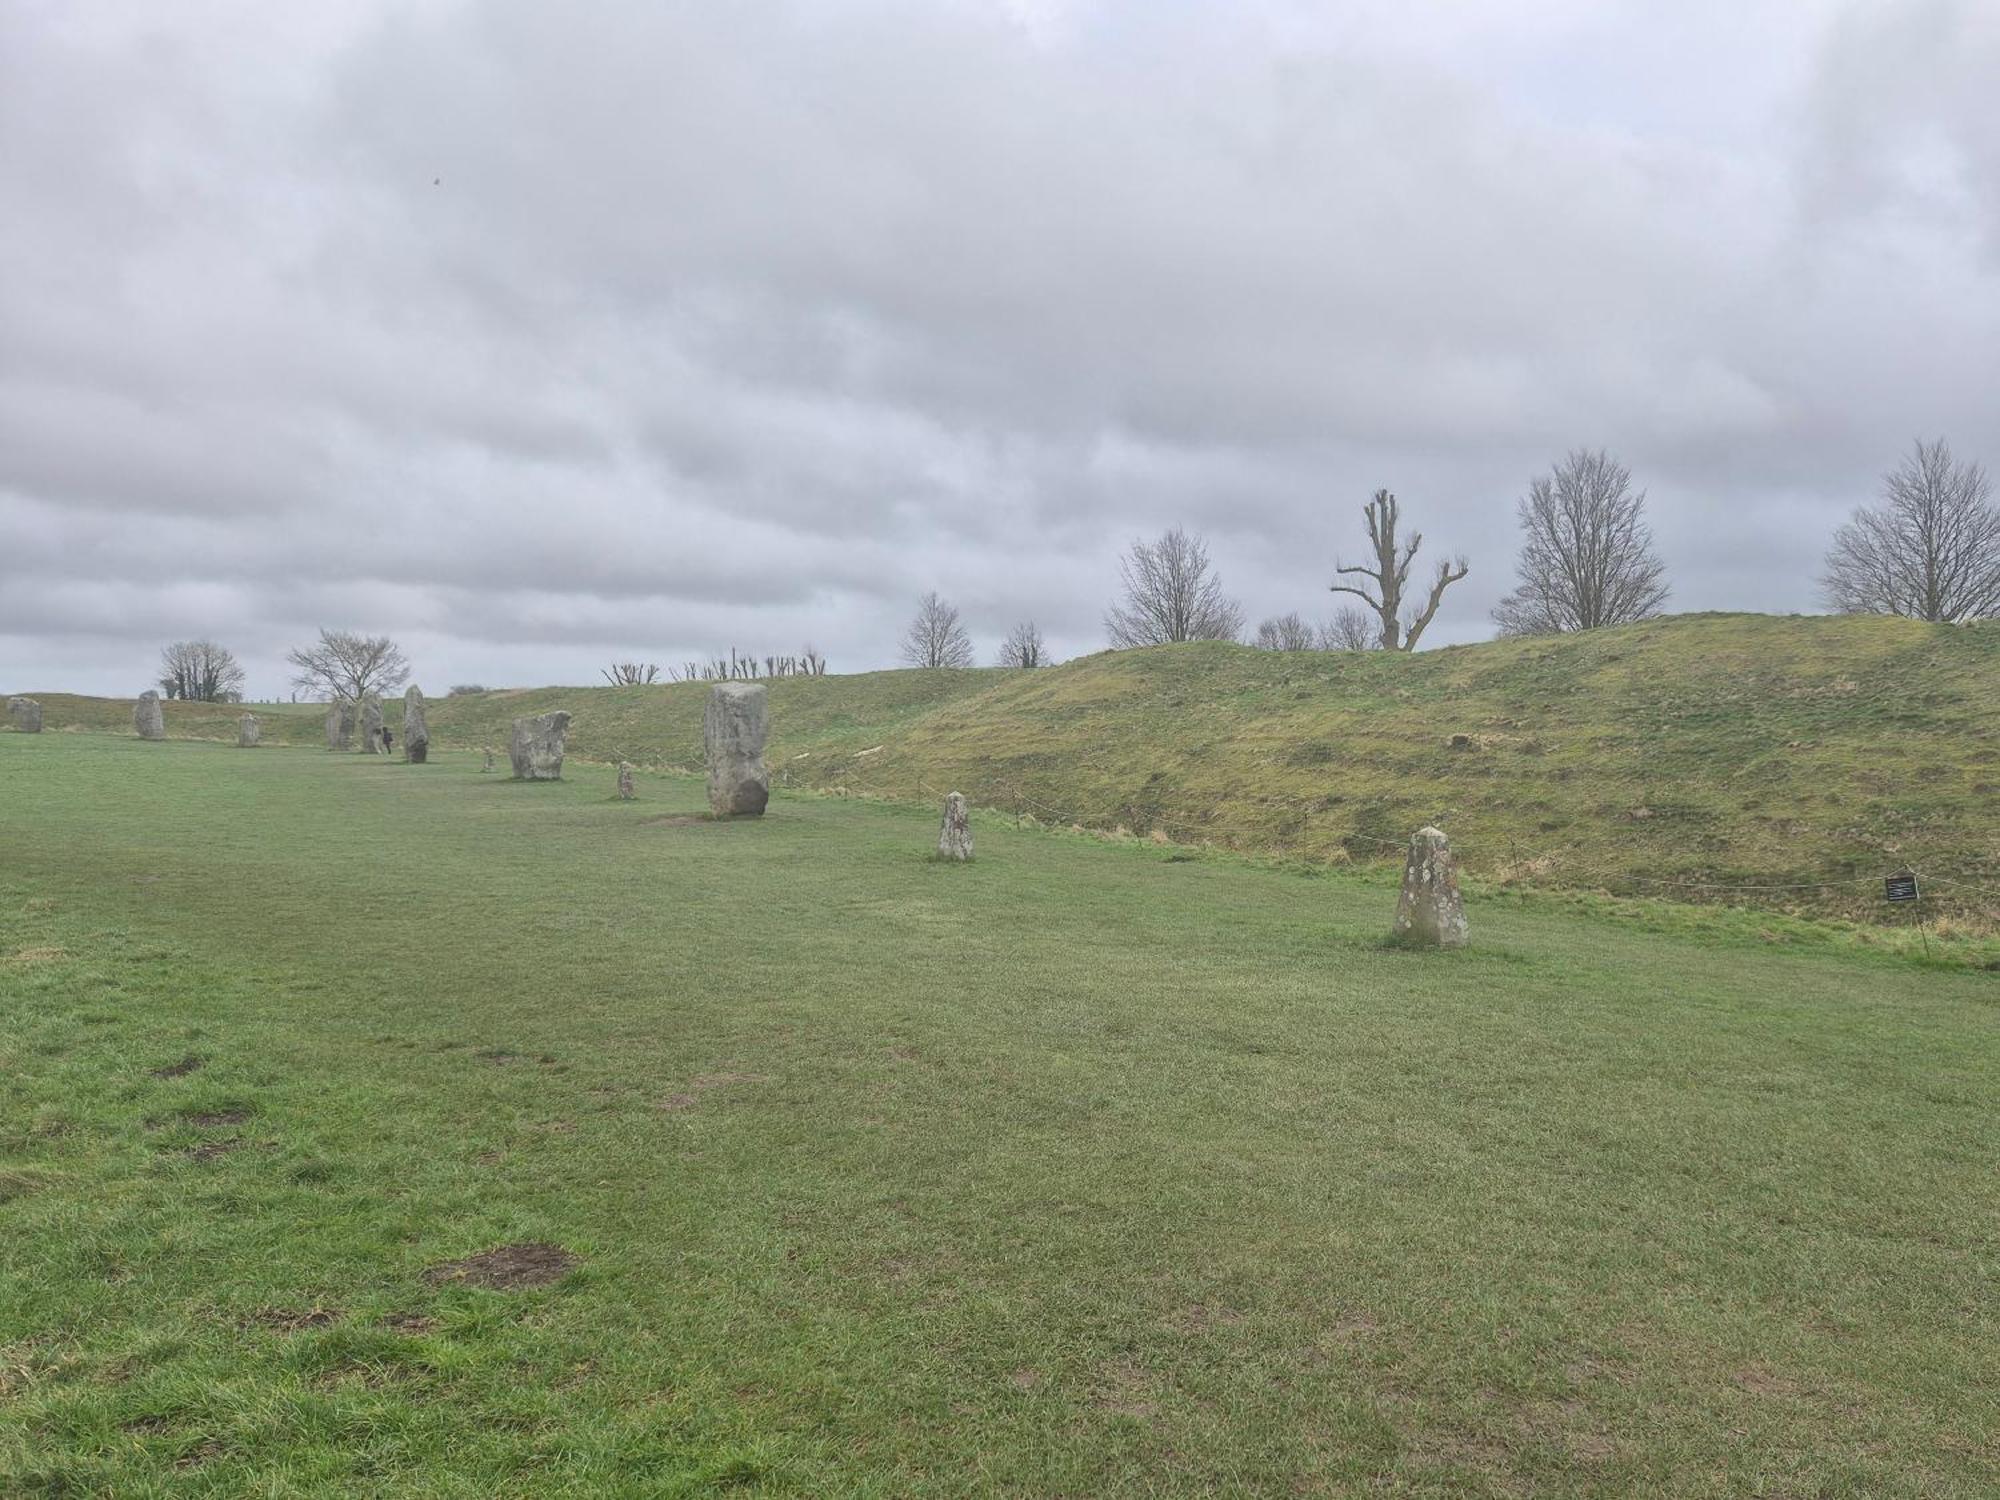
[510,711,572,780]
[134,690,165,741]
[936,791,973,861]
[403,686,429,763]
[1391,826,1468,949]
[237,714,259,748]
[704,683,769,817]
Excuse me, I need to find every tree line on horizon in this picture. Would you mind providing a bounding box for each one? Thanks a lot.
[903,436,1997,669]
[147,439,1998,701]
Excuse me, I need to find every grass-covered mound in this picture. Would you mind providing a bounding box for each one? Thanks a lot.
[14,613,1998,922]
[1,735,1994,1495]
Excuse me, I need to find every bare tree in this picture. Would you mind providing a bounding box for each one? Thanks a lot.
[1318,605,1377,652]
[998,620,1050,668]
[157,639,245,702]
[1254,612,1317,651]
[602,662,661,686]
[1329,490,1467,651]
[1492,450,1670,636]
[1822,439,2000,623]
[901,592,975,669]
[286,629,411,704]
[1105,528,1245,647]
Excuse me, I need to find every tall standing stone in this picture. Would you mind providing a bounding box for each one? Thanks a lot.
[509,711,572,780]
[704,683,769,817]
[325,700,354,751]
[360,694,385,755]
[403,685,429,764]
[617,762,635,800]
[1391,826,1468,949]
[936,791,973,861]
[6,697,41,733]
[133,690,166,741]
[482,747,494,773]
[237,714,260,748]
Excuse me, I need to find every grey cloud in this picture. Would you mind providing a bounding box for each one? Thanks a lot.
[3,0,1998,698]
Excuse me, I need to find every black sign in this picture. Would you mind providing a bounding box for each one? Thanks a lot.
[1885,873,1919,904]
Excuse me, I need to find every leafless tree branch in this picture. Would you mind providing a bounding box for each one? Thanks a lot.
[1492,450,1669,636]
[1105,528,1245,647]
[1821,438,2000,623]
[902,592,975,669]
[1330,490,1465,650]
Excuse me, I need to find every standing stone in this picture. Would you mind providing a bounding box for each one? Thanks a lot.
[6,697,41,733]
[403,685,429,764]
[703,683,769,817]
[509,711,572,780]
[1391,826,1468,949]
[482,747,494,773]
[936,791,973,861]
[617,762,635,800]
[237,714,260,748]
[133,690,166,741]
[325,700,354,751]
[360,694,385,754]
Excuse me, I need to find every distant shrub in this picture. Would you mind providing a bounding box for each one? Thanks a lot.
[447,684,488,697]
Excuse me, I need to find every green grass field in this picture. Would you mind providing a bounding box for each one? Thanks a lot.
[19,613,2000,926]
[2,734,1995,1496]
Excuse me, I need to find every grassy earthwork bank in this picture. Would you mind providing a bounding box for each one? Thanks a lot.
[1,733,1996,1496]
[17,612,2000,926]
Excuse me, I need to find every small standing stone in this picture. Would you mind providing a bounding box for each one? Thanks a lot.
[509,711,572,780]
[325,700,354,751]
[6,697,41,733]
[617,762,635,800]
[482,747,494,773]
[1391,826,1468,949]
[936,791,973,861]
[237,713,260,748]
[360,694,386,755]
[133,690,166,741]
[704,683,769,817]
[403,685,429,764]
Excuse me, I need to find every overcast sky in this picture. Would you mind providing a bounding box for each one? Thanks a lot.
[5,0,1997,697]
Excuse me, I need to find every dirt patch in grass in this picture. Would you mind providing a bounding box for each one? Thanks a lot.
[385,1313,440,1335]
[1090,1358,1162,1419]
[174,1438,225,1469]
[0,1170,54,1203]
[424,1242,579,1290]
[6,946,66,965]
[184,1108,250,1127]
[179,1139,247,1161]
[1168,1301,1247,1334]
[656,1071,771,1111]
[151,1055,206,1079]
[240,1307,340,1333]
[1735,1364,1802,1398]
[475,1047,560,1066]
